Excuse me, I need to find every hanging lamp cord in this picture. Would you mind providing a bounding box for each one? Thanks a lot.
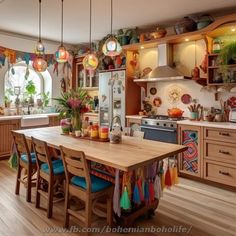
[110,0,113,36]
[89,0,92,51]
[195,41,197,66]
[39,0,42,42]
[61,0,64,47]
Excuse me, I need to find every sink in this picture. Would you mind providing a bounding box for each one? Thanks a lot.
[21,114,49,128]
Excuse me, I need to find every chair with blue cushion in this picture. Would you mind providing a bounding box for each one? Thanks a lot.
[60,145,114,235]
[11,131,37,203]
[32,137,65,218]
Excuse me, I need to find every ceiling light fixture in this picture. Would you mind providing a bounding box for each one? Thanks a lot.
[185,38,189,42]
[102,0,122,57]
[55,0,69,63]
[82,0,98,71]
[231,28,236,32]
[140,46,144,49]
[33,0,47,72]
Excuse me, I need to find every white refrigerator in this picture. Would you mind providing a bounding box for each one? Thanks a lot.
[99,70,126,128]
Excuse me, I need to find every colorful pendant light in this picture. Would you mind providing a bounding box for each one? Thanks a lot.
[33,0,47,72]
[82,0,98,71]
[55,0,69,63]
[102,0,122,57]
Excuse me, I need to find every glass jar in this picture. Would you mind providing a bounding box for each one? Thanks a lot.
[212,38,221,53]
[100,127,109,139]
[91,124,99,139]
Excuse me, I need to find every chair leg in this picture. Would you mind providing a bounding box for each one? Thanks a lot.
[107,197,113,227]
[15,165,21,195]
[85,197,92,236]
[35,173,41,209]
[47,179,54,218]
[26,166,32,202]
[64,188,70,228]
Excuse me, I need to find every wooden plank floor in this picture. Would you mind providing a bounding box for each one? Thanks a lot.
[0,160,235,236]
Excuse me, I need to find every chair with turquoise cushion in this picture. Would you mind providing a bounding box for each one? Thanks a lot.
[21,153,36,164]
[11,131,37,203]
[32,137,65,219]
[60,145,114,235]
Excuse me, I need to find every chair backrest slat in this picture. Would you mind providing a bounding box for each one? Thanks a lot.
[60,146,91,192]
[31,137,52,174]
[11,131,32,163]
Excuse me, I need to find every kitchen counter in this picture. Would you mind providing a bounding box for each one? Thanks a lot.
[126,115,147,120]
[177,120,236,130]
[0,113,59,121]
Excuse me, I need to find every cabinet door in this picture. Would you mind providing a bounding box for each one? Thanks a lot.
[178,125,203,177]
[0,120,20,159]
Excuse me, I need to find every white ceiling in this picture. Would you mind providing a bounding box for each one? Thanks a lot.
[0,0,236,45]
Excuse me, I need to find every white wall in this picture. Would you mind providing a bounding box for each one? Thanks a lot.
[139,40,236,117]
[0,32,71,106]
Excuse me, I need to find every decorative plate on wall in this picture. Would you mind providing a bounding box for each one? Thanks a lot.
[153,97,162,107]
[181,94,192,104]
[167,85,183,104]
[227,96,236,108]
[150,87,157,95]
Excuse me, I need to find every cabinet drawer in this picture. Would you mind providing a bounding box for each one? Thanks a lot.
[204,128,236,143]
[204,160,236,187]
[205,141,236,165]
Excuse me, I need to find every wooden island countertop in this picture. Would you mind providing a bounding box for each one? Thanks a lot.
[15,126,187,172]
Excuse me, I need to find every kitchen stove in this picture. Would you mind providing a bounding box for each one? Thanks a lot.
[141,115,184,143]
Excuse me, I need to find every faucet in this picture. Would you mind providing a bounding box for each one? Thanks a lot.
[27,104,33,115]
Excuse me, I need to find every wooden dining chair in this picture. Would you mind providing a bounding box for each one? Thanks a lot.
[32,137,65,218]
[12,131,37,202]
[60,145,114,233]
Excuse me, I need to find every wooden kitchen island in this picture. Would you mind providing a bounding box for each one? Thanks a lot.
[15,126,187,227]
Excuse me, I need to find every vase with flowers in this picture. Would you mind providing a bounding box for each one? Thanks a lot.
[54,89,92,132]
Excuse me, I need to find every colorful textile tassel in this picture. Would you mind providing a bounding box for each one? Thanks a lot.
[137,177,144,202]
[113,169,121,216]
[122,172,132,199]
[154,175,163,200]
[172,164,179,185]
[159,161,165,190]
[149,181,155,202]
[120,186,131,210]
[165,164,172,187]
[144,181,150,203]
[133,182,141,205]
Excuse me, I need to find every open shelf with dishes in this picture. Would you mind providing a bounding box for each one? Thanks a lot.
[72,55,99,90]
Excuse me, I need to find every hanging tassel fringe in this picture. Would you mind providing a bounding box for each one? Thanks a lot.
[120,186,131,210]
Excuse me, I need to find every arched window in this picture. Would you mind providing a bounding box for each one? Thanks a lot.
[4,61,52,107]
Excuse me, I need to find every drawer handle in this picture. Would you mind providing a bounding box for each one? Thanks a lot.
[219,132,230,136]
[219,150,230,155]
[219,170,230,176]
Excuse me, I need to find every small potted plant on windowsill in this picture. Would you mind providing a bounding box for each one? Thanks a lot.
[4,88,13,108]
[25,80,37,106]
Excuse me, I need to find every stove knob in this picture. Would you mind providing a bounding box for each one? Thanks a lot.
[170,124,174,127]
[145,121,148,124]
[163,123,166,127]
[156,122,159,126]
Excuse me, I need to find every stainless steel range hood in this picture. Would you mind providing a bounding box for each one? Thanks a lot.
[143,44,185,81]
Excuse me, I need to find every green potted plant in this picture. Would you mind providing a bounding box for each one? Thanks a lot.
[25,80,37,105]
[4,88,13,108]
[39,91,50,108]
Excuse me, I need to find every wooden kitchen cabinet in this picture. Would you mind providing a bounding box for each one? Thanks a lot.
[72,55,99,90]
[0,119,20,159]
[178,125,203,178]
[204,127,236,187]
[48,115,60,127]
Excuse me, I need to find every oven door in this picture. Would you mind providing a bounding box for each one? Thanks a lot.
[141,125,177,143]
